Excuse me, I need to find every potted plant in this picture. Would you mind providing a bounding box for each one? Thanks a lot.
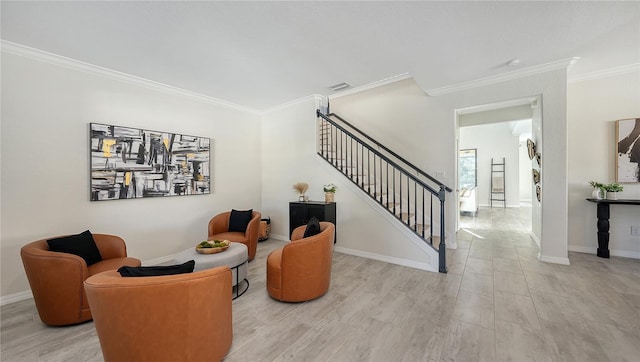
[604,182,623,200]
[323,183,337,203]
[293,182,309,201]
[589,181,606,199]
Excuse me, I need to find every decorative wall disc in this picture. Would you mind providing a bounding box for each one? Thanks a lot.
[532,169,540,184]
[527,139,536,160]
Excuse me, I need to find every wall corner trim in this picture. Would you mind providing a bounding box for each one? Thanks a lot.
[426,57,580,96]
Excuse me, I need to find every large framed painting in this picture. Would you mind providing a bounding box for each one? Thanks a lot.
[90,123,211,201]
[616,118,640,183]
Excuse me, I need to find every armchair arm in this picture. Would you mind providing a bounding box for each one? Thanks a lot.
[93,234,128,260]
[208,212,231,237]
[291,224,306,241]
[20,241,89,325]
[244,211,261,240]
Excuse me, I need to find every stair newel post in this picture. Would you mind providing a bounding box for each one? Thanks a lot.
[438,185,448,273]
[316,110,322,158]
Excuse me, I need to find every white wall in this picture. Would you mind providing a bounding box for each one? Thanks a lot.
[519,140,533,202]
[531,99,543,245]
[260,97,438,271]
[1,52,262,299]
[459,122,521,207]
[331,71,570,264]
[568,70,640,258]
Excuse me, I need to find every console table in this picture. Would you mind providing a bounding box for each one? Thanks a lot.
[289,201,337,243]
[586,198,640,258]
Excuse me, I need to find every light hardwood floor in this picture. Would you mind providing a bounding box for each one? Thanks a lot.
[2,206,639,361]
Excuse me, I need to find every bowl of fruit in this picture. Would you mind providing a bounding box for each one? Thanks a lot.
[195,240,231,254]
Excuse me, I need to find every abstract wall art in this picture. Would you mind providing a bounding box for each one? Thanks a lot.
[616,118,640,183]
[90,123,211,201]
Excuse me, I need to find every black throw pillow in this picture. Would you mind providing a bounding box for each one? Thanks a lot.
[228,209,253,232]
[303,216,321,238]
[47,230,103,266]
[117,260,195,277]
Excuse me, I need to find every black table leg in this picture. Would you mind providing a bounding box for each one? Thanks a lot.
[596,203,610,258]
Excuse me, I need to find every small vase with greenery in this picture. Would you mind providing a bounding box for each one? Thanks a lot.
[589,181,606,199]
[604,182,623,200]
[323,183,337,203]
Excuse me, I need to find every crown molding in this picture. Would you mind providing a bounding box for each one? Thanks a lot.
[262,94,322,114]
[569,63,640,84]
[328,73,412,100]
[426,57,580,96]
[1,40,261,114]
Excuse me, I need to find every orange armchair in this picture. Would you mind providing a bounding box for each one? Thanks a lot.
[208,210,261,261]
[267,222,335,302]
[84,267,232,362]
[20,234,141,326]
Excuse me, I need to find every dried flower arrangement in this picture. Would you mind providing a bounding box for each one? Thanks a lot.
[292,182,309,195]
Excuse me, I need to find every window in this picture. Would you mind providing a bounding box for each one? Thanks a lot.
[459,149,477,189]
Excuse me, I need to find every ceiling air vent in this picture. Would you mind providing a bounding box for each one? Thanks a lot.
[329,82,351,91]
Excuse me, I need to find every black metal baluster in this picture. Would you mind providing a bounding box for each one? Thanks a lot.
[430,196,434,245]
[379,156,383,203]
[385,162,389,207]
[367,149,371,194]
[373,153,377,198]
[393,167,396,215]
[399,173,403,220]
[413,181,418,232]
[421,187,425,238]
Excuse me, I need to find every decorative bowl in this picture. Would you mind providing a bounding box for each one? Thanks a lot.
[195,240,230,254]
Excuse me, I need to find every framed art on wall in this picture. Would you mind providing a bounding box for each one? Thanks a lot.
[90,123,211,201]
[616,118,640,183]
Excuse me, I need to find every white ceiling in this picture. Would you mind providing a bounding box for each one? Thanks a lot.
[2,1,639,111]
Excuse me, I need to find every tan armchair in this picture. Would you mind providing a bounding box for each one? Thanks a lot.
[267,222,335,302]
[84,267,232,362]
[208,210,261,261]
[20,234,141,326]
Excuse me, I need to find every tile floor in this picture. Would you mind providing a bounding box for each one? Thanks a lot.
[1,205,639,361]
[451,205,640,361]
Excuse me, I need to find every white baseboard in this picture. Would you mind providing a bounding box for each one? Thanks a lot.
[529,231,541,247]
[538,253,571,265]
[0,290,33,306]
[267,233,289,242]
[478,203,521,208]
[334,246,438,273]
[569,244,640,259]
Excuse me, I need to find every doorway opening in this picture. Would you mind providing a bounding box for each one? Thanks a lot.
[455,96,541,239]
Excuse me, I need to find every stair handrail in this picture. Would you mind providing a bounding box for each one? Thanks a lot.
[317,110,453,195]
[318,110,450,273]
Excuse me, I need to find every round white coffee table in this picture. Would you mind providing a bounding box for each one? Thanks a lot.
[173,242,249,299]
